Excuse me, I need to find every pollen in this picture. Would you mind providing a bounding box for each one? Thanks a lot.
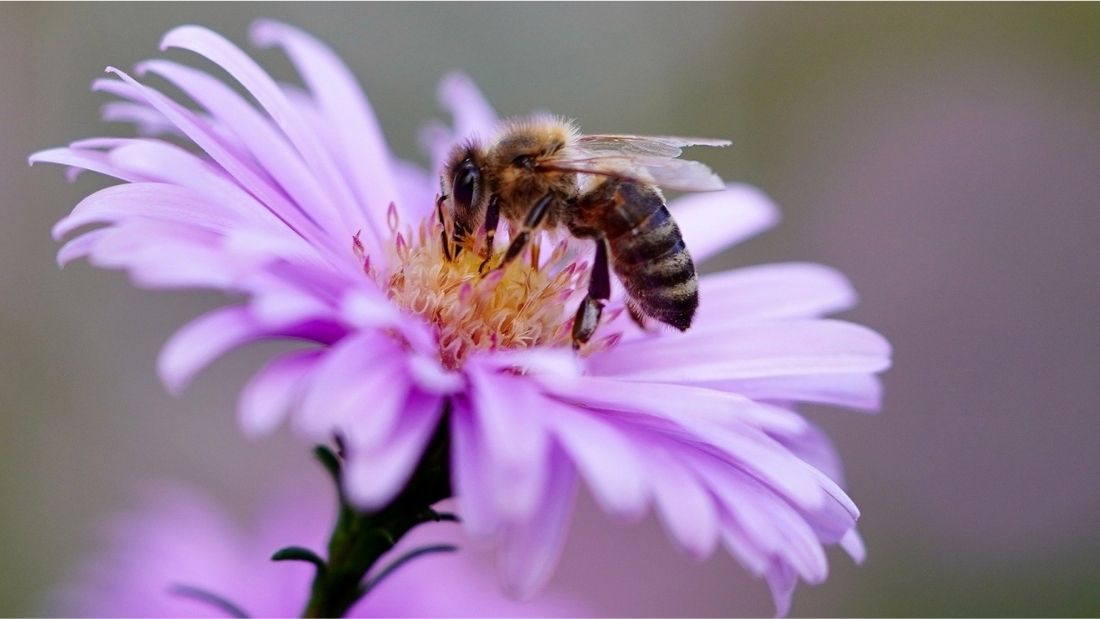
[376,205,603,369]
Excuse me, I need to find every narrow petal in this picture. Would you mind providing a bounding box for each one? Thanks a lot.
[839,529,867,565]
[467,367,550,520]
[672,183,779,264]
[238,349,321,437]
[98,69,344,268]
[766,560,797,618]
[590,319,892,383]
[699,459,829,585]
[344,391,443,509]
[105,139,289,230]
[646,445,719,559]
[159,26,372,246]
[250,20,404,230]
[157,306,266,394]
[537,374,809,435]
[540,399,648,520]
[29,147,147,183]
[56,228,109,267]
[52,182,239,240]
[696,262,857,324]
[296,331,407,441]
[703,373,884,412]
[497,447,576,600]
[450,401,501,539]
[135,59,347,240]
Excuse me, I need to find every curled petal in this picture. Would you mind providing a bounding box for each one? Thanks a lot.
[158,306,266,394]
[238,349,322,437]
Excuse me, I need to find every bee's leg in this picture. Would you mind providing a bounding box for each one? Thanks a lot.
[495,192,554,270]
[572,237,611,348]
[478,195,501,274]
[436,194,452,261]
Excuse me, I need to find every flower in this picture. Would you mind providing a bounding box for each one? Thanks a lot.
[50,479,584,617]
[34,20,891,615]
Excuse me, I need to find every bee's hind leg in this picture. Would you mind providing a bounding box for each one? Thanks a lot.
[572,237,611,349]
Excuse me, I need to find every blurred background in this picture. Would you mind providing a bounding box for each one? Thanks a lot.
[3,3,1099,616]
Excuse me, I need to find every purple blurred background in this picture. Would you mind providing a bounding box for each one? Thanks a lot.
[2,4,1098,616]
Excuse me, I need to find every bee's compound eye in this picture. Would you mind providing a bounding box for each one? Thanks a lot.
[452,160,480,211]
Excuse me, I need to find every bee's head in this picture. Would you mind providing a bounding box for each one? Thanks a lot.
[441,141,488,252]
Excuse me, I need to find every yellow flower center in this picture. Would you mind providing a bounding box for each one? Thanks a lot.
[367,206,617,369]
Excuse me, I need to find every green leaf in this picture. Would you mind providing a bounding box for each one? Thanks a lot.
[169,583,250,618]
[271,545,326,572]
[313,444,342,483]
[362,544,459,594]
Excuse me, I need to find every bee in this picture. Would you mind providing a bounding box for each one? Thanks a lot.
[437,115,729,348]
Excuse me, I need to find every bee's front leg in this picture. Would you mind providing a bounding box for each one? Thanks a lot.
[435,194,453,261]
[478,195,501,274]
[572,237,611,348]
[493,192,553,273]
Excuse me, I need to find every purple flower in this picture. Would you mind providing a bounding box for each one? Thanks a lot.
[51,480,583,617]
[34,20,891,615]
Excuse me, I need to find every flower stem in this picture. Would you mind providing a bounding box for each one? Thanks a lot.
[299,415,453,618]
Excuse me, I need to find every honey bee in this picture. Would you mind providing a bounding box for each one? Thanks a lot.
[437,115,729,348]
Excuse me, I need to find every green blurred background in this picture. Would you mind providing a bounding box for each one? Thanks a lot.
[3,3,1099,616]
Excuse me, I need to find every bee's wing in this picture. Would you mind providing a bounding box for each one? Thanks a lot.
[577,134,732,158]
[544,134,731,192]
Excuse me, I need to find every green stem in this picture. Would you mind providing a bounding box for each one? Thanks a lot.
[301,415,453,618]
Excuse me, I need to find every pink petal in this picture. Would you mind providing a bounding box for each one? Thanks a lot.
[296,331,408,442]
[101,100,179,136]
[590,319,891,383]
[645,445,719,559]
[159,26,371,247]
[237,349,321,438]
[671,183,779,264]
[344,391,444,509]
[467,368,550,520]
[765,560,797,618]
[696,262,857,324]
[450,401,501,539]
[52,182,240,240]
[539,399,648,520]
[157,306,266,394]
[840,529,866,565]
[699,459,828,585]
[422,72,500,173]
[497,448,576,600]
[131,60,345,237]
[56,228,109,267]
[703,373,884,412]
[98,69,342,265]
[250,20,404,233]
[29,147,147,183]
[537,374,808,435]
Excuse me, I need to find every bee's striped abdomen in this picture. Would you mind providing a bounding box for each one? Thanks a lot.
[604,182,698,331]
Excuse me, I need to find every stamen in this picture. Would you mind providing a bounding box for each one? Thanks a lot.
[365,213,622,368]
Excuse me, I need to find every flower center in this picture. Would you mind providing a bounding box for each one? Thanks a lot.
[369,205,618,369]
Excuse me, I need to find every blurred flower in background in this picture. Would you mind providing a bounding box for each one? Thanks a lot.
[50,479,583,617]
[34,19,890,616]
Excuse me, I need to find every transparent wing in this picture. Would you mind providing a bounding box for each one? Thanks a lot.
[576,134,732,158]
[543,134,731,191]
